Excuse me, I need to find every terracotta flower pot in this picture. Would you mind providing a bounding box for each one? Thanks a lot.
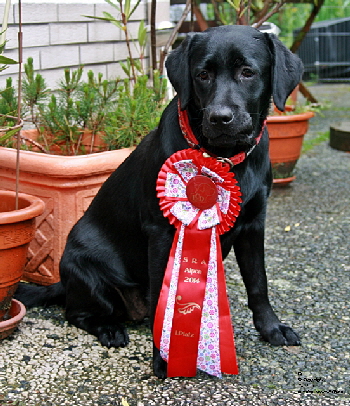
[0,191,45,321]
[267,110,314,185]
[0,146,133,285]
[0,299,26,339]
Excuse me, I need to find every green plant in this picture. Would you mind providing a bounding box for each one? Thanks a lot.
[0,0,21,146]
[208,0,288,26]
[0,77,17,116]
[26,62,122,155]
[22,57,48,125]
[1,0,168,154]
[0,0,18,72]
[104,71,167,149]
[302,130,329,154]
[0,57,168,154]
[85,0,170,97]
[85,0,168,146]
[290,102,325,115]
[85,0,146,81]
[271,101,326,117]
[0,77,19,147]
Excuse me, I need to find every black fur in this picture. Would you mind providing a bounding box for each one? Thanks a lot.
[16,26,303,378]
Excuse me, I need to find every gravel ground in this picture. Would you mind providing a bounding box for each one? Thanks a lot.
[1,84,349,406]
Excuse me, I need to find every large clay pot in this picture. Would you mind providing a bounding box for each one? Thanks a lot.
[0,191,45,321]
[0,146,133,285]
[267,109,314,185]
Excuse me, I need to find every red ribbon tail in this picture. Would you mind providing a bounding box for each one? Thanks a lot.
[167,227,212,377]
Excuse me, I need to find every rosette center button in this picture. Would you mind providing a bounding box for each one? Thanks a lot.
[186,175,218,210]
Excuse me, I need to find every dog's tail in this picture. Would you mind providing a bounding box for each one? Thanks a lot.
[14,282,65,308]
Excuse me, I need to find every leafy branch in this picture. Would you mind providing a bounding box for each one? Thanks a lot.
[84,0,145,82]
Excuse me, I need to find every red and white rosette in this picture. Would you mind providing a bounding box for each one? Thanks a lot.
[153,148,242,378]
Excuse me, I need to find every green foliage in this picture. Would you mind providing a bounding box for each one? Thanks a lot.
[0,57,168,154]
[22,57,48,122]
[302,131,329,154]
[315,0,350,21]
[0,77,18,116]
[1,0,168,154]
[269,1,350,46]
[0,122,21,146]
[32,64,122,154]
[0,0,18,71]
[0,77,20,147]
[207,1,350,47]
[207,0,282,25]
[104,73,167,149]
[85,0,147,79]
[0,54,18,72]
[0,4,20,146]
[64,0,168,152]
[101,0,142,23]
[290,102,326,115]
[271,101,326,117]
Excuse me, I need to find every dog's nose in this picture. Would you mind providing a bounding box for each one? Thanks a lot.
[209,108,234,126]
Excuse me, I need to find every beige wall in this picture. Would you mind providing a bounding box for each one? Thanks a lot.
[0,0,170,87]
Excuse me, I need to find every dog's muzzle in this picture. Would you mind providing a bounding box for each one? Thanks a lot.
[203,108,253,146]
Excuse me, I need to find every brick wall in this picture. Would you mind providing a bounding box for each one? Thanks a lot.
[0,0,170,87]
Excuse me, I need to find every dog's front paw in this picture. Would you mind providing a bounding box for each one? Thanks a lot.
[260,323,301,346]
[97,324,129,348]
[153,345,167,379]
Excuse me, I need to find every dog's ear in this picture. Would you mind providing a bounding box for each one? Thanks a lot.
[266,33,304,112]
[165,32,197,110]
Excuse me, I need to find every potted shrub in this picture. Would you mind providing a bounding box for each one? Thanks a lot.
[267,104,315,185]
[20,58,121,155]
[0,0,167,286]
[0,62,167,285]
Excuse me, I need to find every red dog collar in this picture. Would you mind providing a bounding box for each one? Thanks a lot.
[178,100,266,167]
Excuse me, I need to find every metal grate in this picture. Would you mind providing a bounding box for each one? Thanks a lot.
[295,17,350,82]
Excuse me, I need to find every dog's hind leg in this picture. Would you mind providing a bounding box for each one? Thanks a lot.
[64,276,130,348]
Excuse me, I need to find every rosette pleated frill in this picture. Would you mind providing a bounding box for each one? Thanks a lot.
[154,148,242,377]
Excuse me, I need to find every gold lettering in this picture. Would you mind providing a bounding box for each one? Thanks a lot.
[184,276,200,283]
[184,267,202,275]
[174,330,195,338]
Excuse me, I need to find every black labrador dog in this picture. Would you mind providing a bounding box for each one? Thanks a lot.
[16,25,303,378]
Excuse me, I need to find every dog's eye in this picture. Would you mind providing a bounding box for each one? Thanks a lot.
[241,68,255,78]
[198,71,209,81]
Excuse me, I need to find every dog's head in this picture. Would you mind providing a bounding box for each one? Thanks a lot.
[166,25,303,151]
